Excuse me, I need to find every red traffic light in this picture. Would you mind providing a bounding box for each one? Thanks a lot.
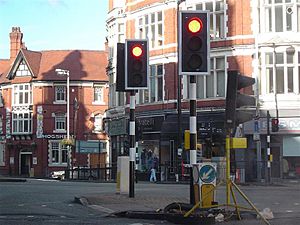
[131,45,143,57]
[272,118,279,125]
[187,17,203,33]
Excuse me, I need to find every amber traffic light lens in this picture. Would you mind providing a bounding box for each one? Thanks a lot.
[187,17,202,33]
[132,46,143,57]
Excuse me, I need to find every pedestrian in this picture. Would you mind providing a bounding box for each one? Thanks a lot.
[149,166,157,182]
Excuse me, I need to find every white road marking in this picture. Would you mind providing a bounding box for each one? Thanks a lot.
[41,205,47,207]
[286,210,293,213]
[27,215,34,218]
[294,203,299,206]
[273,202,280,205]
[18,204,24,207]
[68,204,73,207]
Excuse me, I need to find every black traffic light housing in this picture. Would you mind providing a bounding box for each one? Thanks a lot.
[271,118,279,132]
[225,70,256,128]
[116,43,126,92]
[179,10,210,75]
[125,39,148,90]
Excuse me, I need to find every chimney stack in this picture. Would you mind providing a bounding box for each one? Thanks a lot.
[10,27,25,61]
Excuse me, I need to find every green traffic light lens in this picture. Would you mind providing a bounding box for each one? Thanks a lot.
[188,54,202,69]
[132,74,143,86]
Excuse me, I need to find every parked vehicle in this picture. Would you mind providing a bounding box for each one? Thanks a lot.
[50,170,65,180]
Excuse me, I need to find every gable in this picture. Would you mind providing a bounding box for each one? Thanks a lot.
[7,51,33,79]
[15,59,32,77]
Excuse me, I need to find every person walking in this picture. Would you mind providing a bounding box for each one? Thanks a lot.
[149,167,157,182]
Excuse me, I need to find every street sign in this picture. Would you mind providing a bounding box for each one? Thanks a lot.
[231,137,247,149]
[76,140,106,154]
[199,164,216,183]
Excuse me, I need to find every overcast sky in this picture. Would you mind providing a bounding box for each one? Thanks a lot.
[0,0,108,59]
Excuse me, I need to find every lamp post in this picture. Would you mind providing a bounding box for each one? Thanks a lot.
[55,69,71,172]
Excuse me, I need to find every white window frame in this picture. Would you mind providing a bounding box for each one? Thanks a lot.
[54,113,66,133]
[12,111,32,134]
[93,85,104,104]
[260,0,300,33]
[185,56,226,99]
[93,114,103,133]
[138,11,163,49]
[48,140,67,166]
[12,84,32,106]
[138,64,164,104]
[194,0,226,39]
[260,48,299,95]
[54,85,66,103]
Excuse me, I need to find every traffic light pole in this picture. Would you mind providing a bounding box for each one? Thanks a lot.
[266,111,271,183]
[129,90,136,198]
[189,75,197,205]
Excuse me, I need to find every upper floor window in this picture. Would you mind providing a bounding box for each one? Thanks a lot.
[195,0,225,39]
[54,113,66,132]
[55,85,66,102]
[186,57,226,99]
[49,141,67,166]
[15,60,31,77]
[93,114,103,133]
[261,0,300,33]
[12,112,32,134]
[260,47,300,95]
[94,86,104,103]
[13,84,32,106]
[138,11,163,48]
[138,64,163,104]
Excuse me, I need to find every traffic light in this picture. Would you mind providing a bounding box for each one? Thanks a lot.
[116,43,125,92]
[271,118,279,132]
[179,11,210,75]
[225,70,256,128]
[125,39,148,90]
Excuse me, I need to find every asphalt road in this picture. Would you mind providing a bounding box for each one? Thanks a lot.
[0,179,175,225]
[0,179,299,225]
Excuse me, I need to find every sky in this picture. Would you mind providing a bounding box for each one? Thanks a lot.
[0,0,108,59]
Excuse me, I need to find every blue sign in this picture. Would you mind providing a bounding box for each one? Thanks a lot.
[199,164,216,183]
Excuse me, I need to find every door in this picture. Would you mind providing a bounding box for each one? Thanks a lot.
[20,154,31,176]
[271,146,281,178]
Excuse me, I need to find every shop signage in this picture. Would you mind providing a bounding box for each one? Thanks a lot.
[41,134,75,139]
[108,119,127,136]
[75,140,106,154]
[136,115,164,133]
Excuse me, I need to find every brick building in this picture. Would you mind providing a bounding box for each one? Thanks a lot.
[0,27,109,177]
[106,0,300,181]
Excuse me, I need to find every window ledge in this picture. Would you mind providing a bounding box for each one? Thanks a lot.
[92,101,106,105]
[53,101,67,105]
[48,164,67,167]
[53,130,66,133]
